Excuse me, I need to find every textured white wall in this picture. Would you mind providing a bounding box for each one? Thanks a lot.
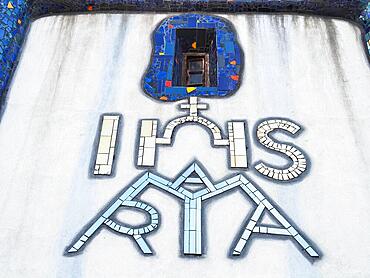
[0,13,369,277]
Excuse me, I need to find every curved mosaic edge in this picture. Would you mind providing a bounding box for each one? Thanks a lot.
[143,14,242,101]
[0,0,29,105]
[0,0,369,106]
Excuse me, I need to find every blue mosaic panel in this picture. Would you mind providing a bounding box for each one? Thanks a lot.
[0,0,29,103]
[360,1,370,56]
[143,14,242,102]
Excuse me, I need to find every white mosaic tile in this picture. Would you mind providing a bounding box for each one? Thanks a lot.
[93,114,120,176]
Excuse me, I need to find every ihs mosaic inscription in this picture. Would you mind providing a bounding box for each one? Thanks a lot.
[67,14,321,261]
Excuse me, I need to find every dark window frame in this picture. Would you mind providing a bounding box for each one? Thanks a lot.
[182,53,210,87]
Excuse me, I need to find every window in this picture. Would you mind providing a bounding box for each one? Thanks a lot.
[184,54,208,86]
[173,28,217,87]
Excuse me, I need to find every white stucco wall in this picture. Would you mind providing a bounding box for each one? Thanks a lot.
[0,13,369,277]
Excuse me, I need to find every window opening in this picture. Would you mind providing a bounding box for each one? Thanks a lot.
[173,28,217,87]
[185,54,209,86]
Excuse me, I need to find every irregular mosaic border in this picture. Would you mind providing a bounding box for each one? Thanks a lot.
[0,0,369,108]
[143,14,242,101]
